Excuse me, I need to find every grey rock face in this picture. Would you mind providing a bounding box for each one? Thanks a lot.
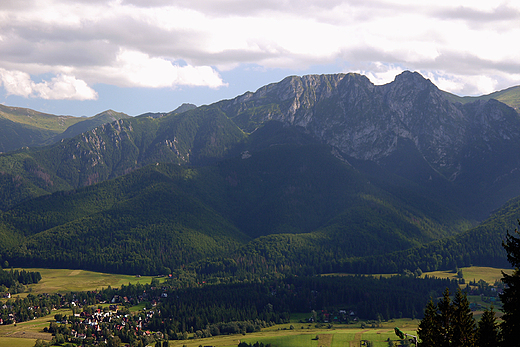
[219,71,520,181]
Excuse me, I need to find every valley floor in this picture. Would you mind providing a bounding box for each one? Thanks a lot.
[0,266,508,347]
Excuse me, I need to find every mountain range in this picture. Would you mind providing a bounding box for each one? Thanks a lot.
[0,71,519,275]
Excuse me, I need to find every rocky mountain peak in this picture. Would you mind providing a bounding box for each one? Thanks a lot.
[391,70,434,89]
[218,71,520,183]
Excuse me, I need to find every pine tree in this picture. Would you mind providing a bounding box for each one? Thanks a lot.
[451,288,476,347]
[477,306,499,347]
[500,227,520,346]
[417,299,440,346]
[436,288,454,347]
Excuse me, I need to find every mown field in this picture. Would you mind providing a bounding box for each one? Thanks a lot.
[10,268,159,296]
[421,266,511,284]
[0,266,508,346]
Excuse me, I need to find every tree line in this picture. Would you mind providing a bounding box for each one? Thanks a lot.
[0,266,41,293]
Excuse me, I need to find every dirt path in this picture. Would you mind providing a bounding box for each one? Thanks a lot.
[317,333,333,347]
[350,329,369,347]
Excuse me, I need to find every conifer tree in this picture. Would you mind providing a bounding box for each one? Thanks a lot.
[477,307,499,347]
[500,227,520,345]
[417,299,440,346]
[436,288,454,347]
[451,288,476,347]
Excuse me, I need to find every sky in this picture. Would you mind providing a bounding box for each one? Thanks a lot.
[0,0,519,117]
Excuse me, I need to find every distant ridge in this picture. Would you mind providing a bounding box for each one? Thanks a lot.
[52,109,130,142]
[442,85,520,112]
[0,104,130,152]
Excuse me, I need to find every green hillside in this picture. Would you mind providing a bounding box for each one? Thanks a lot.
[50,109,130,143]
[338,195,520,275]
[0,163,249,274]
[0,104,81,131]
[0,106,246,210]
[0,117,57,153]
[442,86,520,112]
[0,105,130,153]
[0,137,473,275]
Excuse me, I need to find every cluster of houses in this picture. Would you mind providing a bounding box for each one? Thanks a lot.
[58,304,157,344]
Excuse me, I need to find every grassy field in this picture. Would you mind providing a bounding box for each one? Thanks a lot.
[422,266,511,284]
[459,267,512,285]
[0,309,73,347]
[167,319,420,347]
[327,266,512,285]
[0,321,420,347]
[10,268,159,296]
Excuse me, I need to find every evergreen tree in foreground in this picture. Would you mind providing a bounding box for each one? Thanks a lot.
[417,299,441,346]
[477,307,499,347]
[451,289,476,347]
[500,226,520,346]
[436,288,454,347]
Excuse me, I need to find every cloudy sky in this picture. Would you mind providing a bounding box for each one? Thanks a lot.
[1,0,519,117]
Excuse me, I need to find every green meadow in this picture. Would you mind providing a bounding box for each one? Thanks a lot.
[0,309,71,346]
[327,266,511,284]
[422,266,511,285]
[166,319,420,347]
[10,268,159,296]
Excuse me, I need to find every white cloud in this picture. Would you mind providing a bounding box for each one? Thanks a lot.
[90,49,226,89]
[0,68,98,100]
[0,0,520,100]
[359,64,405,86]
[0,69,34,98]
[34,74,99,100]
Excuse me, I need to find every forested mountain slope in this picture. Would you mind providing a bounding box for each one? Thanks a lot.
[0,130,468,274]
[342,195,520,274]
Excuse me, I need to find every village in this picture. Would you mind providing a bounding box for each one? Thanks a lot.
[46,303,160,346]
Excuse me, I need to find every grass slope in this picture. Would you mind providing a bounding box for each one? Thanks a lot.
[11,268,158,295]
[0,104,81,132]
[0,118,58,153]
[442,86,520,112]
